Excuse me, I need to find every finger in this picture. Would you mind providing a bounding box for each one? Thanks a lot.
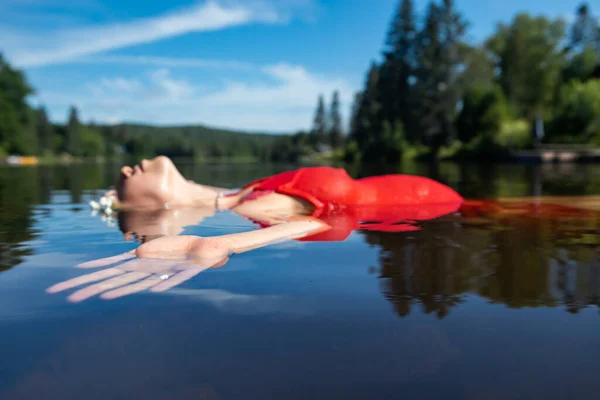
[115,258,184,274]
[100,275,167,300]
[77,251,136,268]
[67,271,151,303]
[46,268,125,294]
[149,267,208,293]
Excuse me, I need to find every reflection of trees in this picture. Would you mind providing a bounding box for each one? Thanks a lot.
[0,163,112,274]
[0,167,39,272]
[363,212,600,319]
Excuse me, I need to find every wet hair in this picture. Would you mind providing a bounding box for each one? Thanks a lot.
[117,210,166,243]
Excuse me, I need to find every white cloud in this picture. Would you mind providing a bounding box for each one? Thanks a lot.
[0,1,283,67]
[74,54,255,71]
[165,288,314,316]
[85,69,194,101]
[200,63,354,111]
[41,63,356,132]
[95,77,143,94]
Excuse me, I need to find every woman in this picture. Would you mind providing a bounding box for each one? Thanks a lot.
[47,156,464,302]
[48,156,600,302]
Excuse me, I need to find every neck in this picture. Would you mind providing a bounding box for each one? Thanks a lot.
[184,182,221,208]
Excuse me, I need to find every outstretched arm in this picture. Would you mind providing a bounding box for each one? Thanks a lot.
[47,217,331,302]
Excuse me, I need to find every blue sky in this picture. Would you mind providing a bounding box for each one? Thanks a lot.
[0,0,592,133]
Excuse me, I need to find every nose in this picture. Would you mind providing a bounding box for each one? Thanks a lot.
[141,159,150,171]
[120,166,133,178]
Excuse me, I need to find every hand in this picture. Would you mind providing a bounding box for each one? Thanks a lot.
[47,218,329,302]
[46,235,231,302]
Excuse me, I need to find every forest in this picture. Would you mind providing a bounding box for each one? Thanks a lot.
[0,1,599,164]
[310,1,600,163]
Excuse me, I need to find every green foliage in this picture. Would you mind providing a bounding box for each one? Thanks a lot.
[119,123,277,161]
[80,126,105,157]
[35,107,53,155]
[379,0,418,140]
[0,53,35,155]
[440,135,511,161]
[497,119,531,149]
[67,106,81,157]
[437,140,463,159]
[349,0,468,158]
[0,92,21,152]
[486,14,566,119]
[329,91,343,148]
[0,54,33,127]
[413,0,467,148]
[548,79,600,144]
[563,46,600,82]
[457,44,496,93]
[349,63,382,150]
[456,85,508,143]
[2,4,600,164]
[310,95,328,150]
[343,140,361,164]
[344,2,600,164]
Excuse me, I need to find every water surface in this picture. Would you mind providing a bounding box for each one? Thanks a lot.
[1,161,600,399]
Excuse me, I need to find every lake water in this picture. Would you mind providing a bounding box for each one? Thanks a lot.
[1,161,600,399]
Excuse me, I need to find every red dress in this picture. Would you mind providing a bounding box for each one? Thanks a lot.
[241,167,464,241]
[243,167,463,214]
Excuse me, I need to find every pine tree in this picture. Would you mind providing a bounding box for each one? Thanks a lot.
[413,0,466,149]
[328,90,343,148]
[349,92,363,135]
[102,125,117,158]
[349,63,382,153]
[67,105,81,156]
[310,94,328,150]
[35,106,52,155]
[380,0,417,141]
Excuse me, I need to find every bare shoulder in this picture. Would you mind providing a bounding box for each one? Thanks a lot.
[233,192,315,223]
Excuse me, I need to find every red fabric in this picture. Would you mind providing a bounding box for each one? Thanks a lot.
[250,202,462,242]
[243,167,463,216]
[297,203,462,242]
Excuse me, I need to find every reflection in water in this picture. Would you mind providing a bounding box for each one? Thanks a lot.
[367,205,600,319]
[1,161,600,316]
[0,161,283,273]
[0,167,39,273]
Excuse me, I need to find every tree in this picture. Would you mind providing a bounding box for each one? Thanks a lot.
[0,54,33,126]
[379,0,418,140]
[80,126,105,157]
[413,0,467,149]
[349,63,382,151]
[548,79,600,144]
[457,44,496,93]
[0,53,34,154]
[348,92,363,136]
[328,90,343,148]
[310,95,328,150]
[0,93,21,155]
[67,106,81,156]
[486,14,566,120]
[101,125,118,158]
[36,106,53,155]
[456,85,508,144]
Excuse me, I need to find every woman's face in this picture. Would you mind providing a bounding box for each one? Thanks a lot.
[117,156,187,209]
